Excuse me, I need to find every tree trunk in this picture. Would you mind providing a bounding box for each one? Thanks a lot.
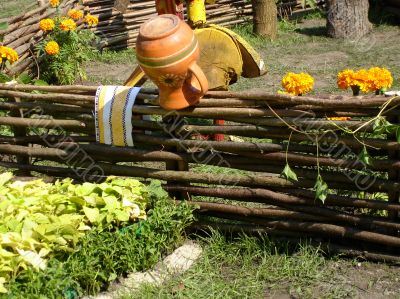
[326,0,372,39]
[251,0,277,39]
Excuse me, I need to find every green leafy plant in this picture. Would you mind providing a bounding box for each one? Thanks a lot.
[281,133,298,182]
[314,174,328,203]
[6,181,195,297]
[0,173,149,293]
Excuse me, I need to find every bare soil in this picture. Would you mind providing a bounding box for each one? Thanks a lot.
[268,260,400,299]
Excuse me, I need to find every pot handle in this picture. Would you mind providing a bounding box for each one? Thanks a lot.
[188,62,208,95]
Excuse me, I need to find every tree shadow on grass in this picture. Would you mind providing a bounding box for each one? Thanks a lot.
[295,26,328,37]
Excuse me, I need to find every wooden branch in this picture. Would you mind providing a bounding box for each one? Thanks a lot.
[164,185,400,212]
[193,218,400,247]
[189,200,400,231]
[0,116,91,130]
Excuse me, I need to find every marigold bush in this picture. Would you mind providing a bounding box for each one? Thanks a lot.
[282,72,314,96]
[37,3,99,84]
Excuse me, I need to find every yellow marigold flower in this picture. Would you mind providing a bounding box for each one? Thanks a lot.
[0,46,19,64]
[337,69,354,90]
[45,41,60,56]
[39,18,55,31]
[49,0,60,8]
[68,9,84,20]
[84,14,99,27]
[60,18,77,31]
[281,72,314,96]
[368,67,393,91]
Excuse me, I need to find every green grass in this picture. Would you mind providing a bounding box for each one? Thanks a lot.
[0,0,32,22]
[123,231,400,299]
[89,48,137,64]
[125,232,331,299]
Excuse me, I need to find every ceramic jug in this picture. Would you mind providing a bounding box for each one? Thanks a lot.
[136,14,208,110]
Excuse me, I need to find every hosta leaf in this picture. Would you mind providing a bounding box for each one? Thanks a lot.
[103,196,120,211]
[114,210,129,222]
[126,204,141,219]
[83,196,97,206]
[16,248,46,271]
[83,207,100,223]
[0,277,7,293]
[0,173,13,187]
[78,223,91,231]
[74,183,99,197]
[0,248,16,258]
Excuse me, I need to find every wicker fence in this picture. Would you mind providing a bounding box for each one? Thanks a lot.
[88,0,326,50]
[0,83,399,259]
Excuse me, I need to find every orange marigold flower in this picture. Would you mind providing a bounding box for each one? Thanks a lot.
[0,46,19,64]
[281,72,314,96]
[327,117,352,121]
[39,18,55,31]
[60,18,77,31]
[68,9,84,20]
[337,69,354,90]
[45,41,60,56]
[352,69,373,93]
[49,0,60,8]
[84,14,99,27]
[368,67,393,91]
[338,69,374,93]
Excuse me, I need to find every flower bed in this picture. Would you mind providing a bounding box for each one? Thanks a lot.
[0,174,195,296]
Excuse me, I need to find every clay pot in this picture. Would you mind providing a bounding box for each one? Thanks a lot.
[136,14,208,110]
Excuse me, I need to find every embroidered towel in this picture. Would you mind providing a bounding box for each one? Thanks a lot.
[95,86,141,147]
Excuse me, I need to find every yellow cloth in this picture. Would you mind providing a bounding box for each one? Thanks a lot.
[188,0,207,26]
[95,86,141,147]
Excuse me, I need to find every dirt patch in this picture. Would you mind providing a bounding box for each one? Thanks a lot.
[84,61,137,85]
[267,260,400,298]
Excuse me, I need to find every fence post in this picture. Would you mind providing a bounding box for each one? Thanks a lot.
[9,97,31,176]
[162,114,190,200]
[387,112,400,227]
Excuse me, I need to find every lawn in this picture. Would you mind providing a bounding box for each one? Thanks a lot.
[1,3,400,298]
[0,0,32,29]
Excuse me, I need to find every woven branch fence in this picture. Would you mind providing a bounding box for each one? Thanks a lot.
[0,83,399,259]
[1,0,324,76]
[87,0,325,50]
